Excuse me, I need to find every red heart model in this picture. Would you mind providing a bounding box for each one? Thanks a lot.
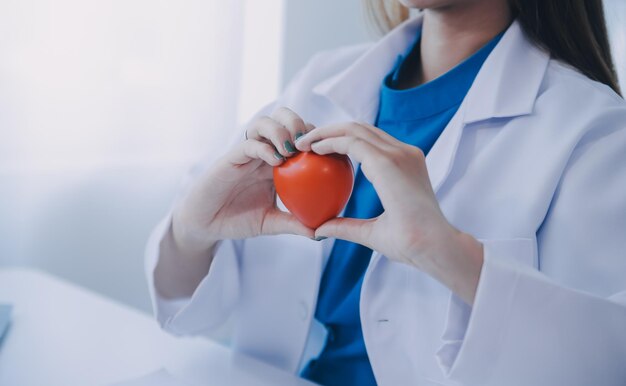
[273,151,354,229]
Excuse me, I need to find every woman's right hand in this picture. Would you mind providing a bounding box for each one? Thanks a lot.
[171,107,316,255]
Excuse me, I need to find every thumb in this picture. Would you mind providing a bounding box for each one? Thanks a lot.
[261,209,315,238]
[315,217,376,247]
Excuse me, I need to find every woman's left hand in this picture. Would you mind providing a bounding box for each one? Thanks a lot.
[295,122,485,305]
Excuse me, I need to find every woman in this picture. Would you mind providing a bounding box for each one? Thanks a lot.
[146,0,626,385]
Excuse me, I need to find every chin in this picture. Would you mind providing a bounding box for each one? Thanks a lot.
[398,0,467,9]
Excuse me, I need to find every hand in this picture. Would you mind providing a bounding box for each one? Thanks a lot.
[172,107,316,254]
[295,122,484,304]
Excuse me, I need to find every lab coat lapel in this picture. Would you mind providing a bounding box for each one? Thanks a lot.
[312,17,550,194]
[426,21,550,192]
[312,15,422,124]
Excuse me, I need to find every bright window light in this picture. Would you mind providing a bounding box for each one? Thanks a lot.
[0,1,251,172]
[237,0,285,125]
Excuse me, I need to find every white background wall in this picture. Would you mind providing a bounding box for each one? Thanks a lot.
[0,0,248,313]
[281,0,373,87]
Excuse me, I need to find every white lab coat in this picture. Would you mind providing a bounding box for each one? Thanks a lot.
[145,15,626,386]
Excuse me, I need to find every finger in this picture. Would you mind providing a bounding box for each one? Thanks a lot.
[227,139,285,166]
[247,116,297,157]
[261,208,315,238]
[295,122,316,142]
[310,136,388,171]
[358,122,404,147]
[310,136,397,201]
[271,107,307,141]
[295,122,395,152]
[315,217,376,248]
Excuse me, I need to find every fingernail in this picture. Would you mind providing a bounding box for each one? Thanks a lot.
[294,132,304,141]
[313,236,327,241]
[273,150,284,160]
[284,140,296,153]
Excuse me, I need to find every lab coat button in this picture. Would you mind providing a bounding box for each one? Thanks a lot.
[298,301,309,320]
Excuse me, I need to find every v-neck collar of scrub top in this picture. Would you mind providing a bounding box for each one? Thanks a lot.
[379,28,505,122]
[312,14,549,126]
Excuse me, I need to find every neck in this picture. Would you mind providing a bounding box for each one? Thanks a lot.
[419,2,512,83]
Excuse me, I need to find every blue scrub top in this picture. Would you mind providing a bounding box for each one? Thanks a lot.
[301,29,504,386]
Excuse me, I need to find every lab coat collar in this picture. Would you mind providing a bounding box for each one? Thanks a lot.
[312,14,550,125]
[312,15,421,123]
[462,20,550,124]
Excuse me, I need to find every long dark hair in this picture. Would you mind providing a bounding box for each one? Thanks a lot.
[364,0,621,95]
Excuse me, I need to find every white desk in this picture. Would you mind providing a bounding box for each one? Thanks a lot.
[0,268,316,386]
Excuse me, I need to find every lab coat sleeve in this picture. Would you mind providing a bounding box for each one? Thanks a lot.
[144,100,277,340]
[436,121,626,385]
[143,51,325,339]
[144,213,243,338]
